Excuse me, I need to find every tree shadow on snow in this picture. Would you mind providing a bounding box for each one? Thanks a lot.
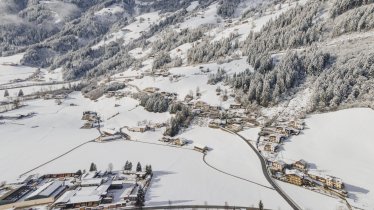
[345,183,370,194]
[147,170,176,190]
[146,199,194,206]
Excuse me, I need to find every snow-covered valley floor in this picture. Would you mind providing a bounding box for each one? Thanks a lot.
[0,91,290,209]
[279,108,374,209]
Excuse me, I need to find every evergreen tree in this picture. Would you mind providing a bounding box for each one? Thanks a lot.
[136,162,142,172]
[259,200,264,210]
[124,161,133,171]
[145,165,153,175]
[18,89,24,97]
[124,161,129,170]
[4,90,9,97]
[89,162,97,172]
[135,188,145,206]
[108,163,113,172]
[76,169,82,176]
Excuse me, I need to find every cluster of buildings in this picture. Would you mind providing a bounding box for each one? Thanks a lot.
[105,91,126,99]
[0,169,152,210]
[258,120,304,153]
[269,158,347,196]
[96,128,123,142]
[202,102,259,132]
[141,87,178,101]
[81,111,100,129]
[159,136,189,146]
[259,120,347,196]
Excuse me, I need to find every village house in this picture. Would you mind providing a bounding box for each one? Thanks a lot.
[285,169,305,186]
[288,120,305,130]
[275,126,291,136]
[105,91,116,98]
[128,125,154,133]
[266,134,286,143]
[171,138,188,146]
[159,137,188,146]
[227,123,243,132]
[43,93,54,100]
[208,110,221,119]
[102,128,119,136]
[81,121,100,129]
[159,136,172,143]
[325,176,344,190]
[270,160,287,172]
[143,87,159,94]
[293,159,308,171]
[82,111,98,121]
[194,144,208,153]
[229,103,242,109]
[265,143,278,152]
[308,170,326,183]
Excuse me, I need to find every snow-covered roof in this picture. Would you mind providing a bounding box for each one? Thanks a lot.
[54,190,76,204]
[59,184,111,205]
[119,182,136,199]
[82,171,97,180]
[26,180,65,199]
[194,144,208,149]
[81,178,103,186]
[68,195,101,204]
[285,169,304,178]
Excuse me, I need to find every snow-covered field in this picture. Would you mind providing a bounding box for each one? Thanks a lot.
[280,108,374,209]
[14,124,290,209]
[93,11,162,49]
[0,54,65,101]
[0,91,291,209]
[0,54,36,85]
[130,57,251,108]
[277,180,347,210]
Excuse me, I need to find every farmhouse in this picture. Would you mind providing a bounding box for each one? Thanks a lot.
[102,128,118,136]
[229,103,242,109]
[172,138,188,146]
[194,144,208,153]
[128,125,152,133]
[81,121,99,129]
[82,111,98,121]
[143,87,159,94]
[227,123,243,132]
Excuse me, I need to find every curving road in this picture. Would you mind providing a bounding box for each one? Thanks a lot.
[221,127,302,210]
[202,153,274,190]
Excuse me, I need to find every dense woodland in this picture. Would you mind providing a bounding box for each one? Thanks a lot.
[0,0,373,112]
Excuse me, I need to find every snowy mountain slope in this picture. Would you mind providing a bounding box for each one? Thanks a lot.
[0,0,374,209]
